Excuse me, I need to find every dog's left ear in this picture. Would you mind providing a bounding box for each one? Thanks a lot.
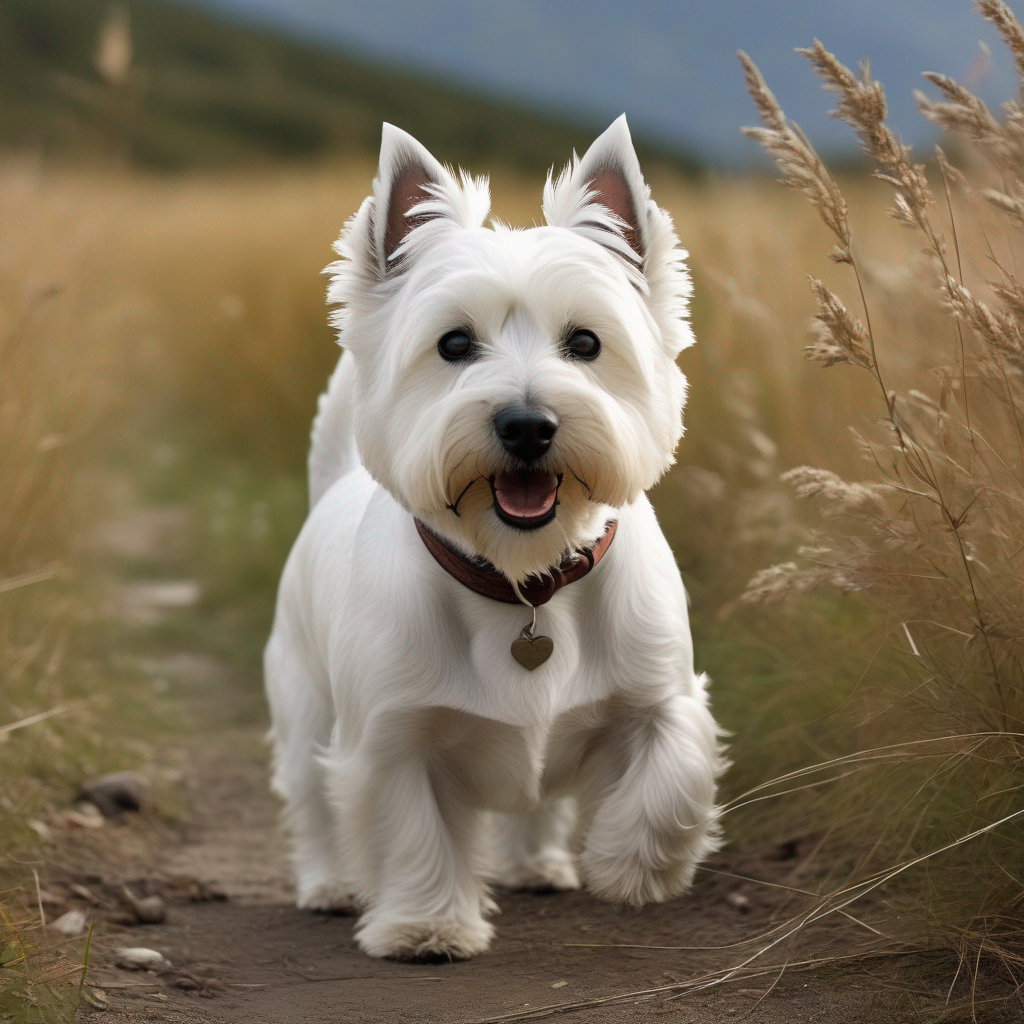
[543,114,650,266]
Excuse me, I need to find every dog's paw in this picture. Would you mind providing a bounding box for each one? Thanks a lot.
[493,849,580,893]
[296,880,360,915]
[354,912,494,961]
[580,846,698,908]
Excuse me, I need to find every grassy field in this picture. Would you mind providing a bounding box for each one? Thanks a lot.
[3,4,1024,1019]
[0,156,1005,1000]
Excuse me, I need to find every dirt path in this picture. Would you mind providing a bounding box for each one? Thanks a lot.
[63,682,894,1024]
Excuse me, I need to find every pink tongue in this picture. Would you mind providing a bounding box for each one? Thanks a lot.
[494,471,558,519]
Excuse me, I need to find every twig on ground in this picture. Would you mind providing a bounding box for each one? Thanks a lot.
[76,922,94,1008]
[464,948,925,1023]
[0,565,67,595]
[0,707,70,739]
[32,868,45,928]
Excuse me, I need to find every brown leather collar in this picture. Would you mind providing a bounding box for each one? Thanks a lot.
[414,518,618,607]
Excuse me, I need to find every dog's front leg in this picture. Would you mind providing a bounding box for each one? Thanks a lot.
[347,727,494,961]
[489,797,580,892]
[578,687,722,907]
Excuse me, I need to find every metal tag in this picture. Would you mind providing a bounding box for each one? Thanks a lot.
[511,627,553,670]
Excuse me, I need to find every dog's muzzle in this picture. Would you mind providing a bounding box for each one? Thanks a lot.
[491,405,561,530]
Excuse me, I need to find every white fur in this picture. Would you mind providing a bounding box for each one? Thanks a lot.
[266,116,724,961]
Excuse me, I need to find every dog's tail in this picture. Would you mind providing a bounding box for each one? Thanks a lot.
[308,348,359,508]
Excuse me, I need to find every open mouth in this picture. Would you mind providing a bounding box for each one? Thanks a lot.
[490,470,560,530]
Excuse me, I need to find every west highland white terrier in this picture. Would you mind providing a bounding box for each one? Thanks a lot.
[264,115,724,961]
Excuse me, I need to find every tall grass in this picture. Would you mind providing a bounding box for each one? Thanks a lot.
[0,154,93,1023]
[734,0,1024,1007]
[8,16,1024,1010]
[0,151,163,1021]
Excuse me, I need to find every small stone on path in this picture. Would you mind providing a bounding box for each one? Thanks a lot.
[120,885,167,924]
[49,909,88,936]
[78,771,150,817]
[28,819,52,841]
[64,801,106,828]
[115,947,172,971]
[726,891,751,913]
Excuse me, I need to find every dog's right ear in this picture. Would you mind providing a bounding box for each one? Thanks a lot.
[371,125,456,278]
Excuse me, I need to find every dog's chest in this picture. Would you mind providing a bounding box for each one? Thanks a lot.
[458,590,616,725]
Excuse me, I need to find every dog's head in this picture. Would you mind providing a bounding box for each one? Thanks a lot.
[326,116,693,583]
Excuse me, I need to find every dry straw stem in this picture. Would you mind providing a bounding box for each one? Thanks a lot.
[976,0,1024,87]
[739,11,1024,1007]
[719,733,1024,814]
[739,47,909,443]
[916,73,1010,168]
[0,705,70,739]
[737,50,852,261]
[470,733,1024,1024]
[978,182,1024,232]
[0,157,136,1021]
[805,277,874,369]
[792,40,993,446]
[916,3,1024,174]
[0,565,66,595]
[467,944,931,1023]
[94,6,132,87]
[946,273,1024,372]
[798,40,938,245]
[801,46,920,217]
[0,902,90,1020]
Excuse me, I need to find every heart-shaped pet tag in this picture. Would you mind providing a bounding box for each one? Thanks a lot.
[511,632,553,670]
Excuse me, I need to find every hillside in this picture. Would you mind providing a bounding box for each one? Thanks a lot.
[0,0,701,173]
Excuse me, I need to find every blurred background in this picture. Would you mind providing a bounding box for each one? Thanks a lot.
[3,0,1023,1016]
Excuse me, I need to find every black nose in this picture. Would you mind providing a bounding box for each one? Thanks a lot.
[493,405,559,463]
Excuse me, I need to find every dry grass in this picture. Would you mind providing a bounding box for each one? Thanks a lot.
[0,900,95,1022]
[731,1,1024,1013]
[0,152,161,1021]
[0,152,902,480]
[5,9,1024,1014]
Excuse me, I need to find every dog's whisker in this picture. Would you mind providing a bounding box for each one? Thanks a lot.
[446,476,482,517]
[567,465,594,500]
[443,444,494,515]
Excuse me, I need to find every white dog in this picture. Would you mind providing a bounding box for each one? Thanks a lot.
[264,115,724,961]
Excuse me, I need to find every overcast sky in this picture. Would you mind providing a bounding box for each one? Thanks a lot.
[184,0,1020,163]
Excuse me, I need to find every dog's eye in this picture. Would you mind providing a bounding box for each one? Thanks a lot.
[437,330,474,362]
[564,330,601,361]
